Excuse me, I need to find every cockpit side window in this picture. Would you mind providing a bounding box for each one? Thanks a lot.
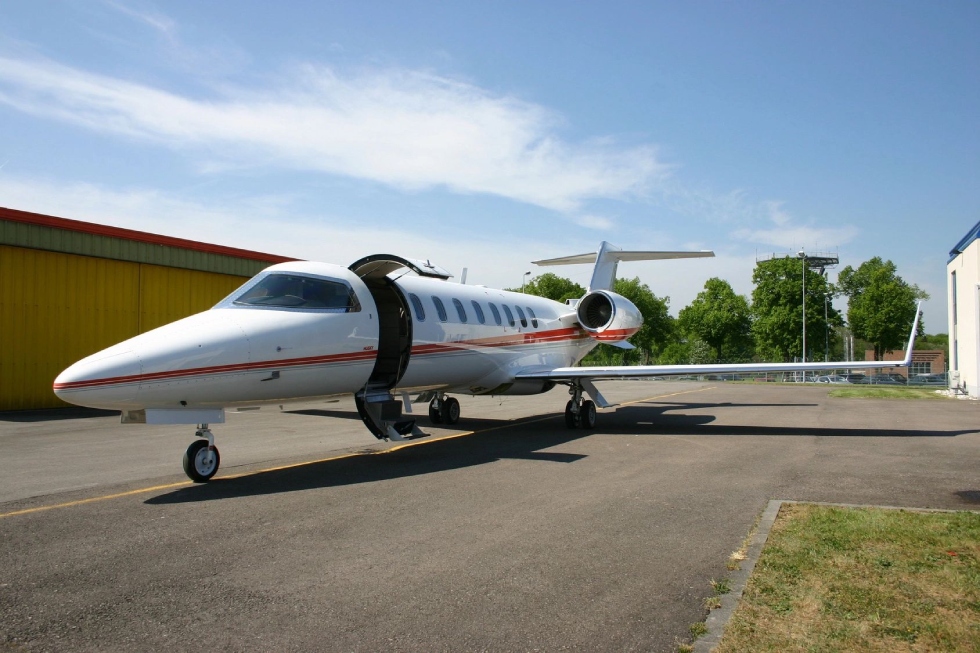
[234,274,359,311]
[502,305,516,327]
[488,303,502,326]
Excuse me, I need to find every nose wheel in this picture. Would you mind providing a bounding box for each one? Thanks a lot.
[183,425,220,482]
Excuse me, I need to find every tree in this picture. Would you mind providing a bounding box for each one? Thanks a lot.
[837,258,927,360]
[677,278,753,362]
[511,273,584,303]
[751,257,842,362]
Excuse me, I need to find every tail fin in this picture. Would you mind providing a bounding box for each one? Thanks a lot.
[532,241,715,291]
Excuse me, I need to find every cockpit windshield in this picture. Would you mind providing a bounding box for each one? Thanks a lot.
[234,274,360,311]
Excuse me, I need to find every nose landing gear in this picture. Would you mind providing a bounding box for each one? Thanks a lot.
[183,424,220,482]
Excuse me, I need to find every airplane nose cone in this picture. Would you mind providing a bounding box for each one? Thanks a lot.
[53,347,142,409]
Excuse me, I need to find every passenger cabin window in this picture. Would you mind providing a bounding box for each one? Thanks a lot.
[489,303,502,326]
[432,296,448,322]
[502,305,516,327]
[515,306,528,328]
[527,307,538,328]
[471,301,486,324]
[235,274,358,311]
[452,298,467,323]
[409,293,425,321]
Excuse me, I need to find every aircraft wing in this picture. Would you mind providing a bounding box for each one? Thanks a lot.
[516,304,922,406]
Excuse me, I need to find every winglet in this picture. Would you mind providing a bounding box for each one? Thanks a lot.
[901,302,923,366]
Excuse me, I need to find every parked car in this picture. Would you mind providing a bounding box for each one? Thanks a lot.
[857,374,905,385]
[909,374,948,386]
[816,374,851,384]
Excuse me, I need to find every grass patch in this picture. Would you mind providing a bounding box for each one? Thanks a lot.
[828,386,949,400]
[715,504,980,652]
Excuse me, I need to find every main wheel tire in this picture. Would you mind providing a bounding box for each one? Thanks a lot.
[581,400,597,429]
[429,400,443,424]
[564,400,580,429]
[441,397,461,425]
[183,439,220,483]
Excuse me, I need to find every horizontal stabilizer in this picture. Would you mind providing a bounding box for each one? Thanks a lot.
[532,250,715,267]
[533,241,714,291]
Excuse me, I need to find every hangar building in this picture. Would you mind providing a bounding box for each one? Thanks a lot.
[948,220,980,398]
[0,207,294,411]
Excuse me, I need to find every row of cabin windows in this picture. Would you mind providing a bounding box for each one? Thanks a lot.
[408,293,539,328]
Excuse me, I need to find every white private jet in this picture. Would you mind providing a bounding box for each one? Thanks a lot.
[54,242,920,482]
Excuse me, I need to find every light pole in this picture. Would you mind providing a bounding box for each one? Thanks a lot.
[521,271,531,293]
[798,250,807,365]
[823,271,829,362]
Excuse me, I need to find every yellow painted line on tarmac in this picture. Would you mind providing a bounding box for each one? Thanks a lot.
[617,385,717,408]
[0,414,552,520]
[0,481,193,520]
[0,385,718,520]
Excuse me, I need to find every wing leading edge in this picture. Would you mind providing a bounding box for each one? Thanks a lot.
[517,303,923,383]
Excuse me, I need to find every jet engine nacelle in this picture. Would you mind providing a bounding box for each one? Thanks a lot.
[575,290,643,343]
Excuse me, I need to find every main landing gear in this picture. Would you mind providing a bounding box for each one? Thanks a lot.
[183,424,220,483]
[428,394,460,425]
[564,383,597,429]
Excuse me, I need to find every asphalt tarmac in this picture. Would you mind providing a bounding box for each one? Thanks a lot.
[1,381,978,652]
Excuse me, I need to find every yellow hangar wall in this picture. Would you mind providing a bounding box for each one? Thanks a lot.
[0,244,250,410]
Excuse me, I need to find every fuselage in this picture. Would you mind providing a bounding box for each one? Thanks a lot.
[53,261,600,412]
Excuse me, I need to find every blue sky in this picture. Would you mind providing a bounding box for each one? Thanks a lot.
[1,1,977,334]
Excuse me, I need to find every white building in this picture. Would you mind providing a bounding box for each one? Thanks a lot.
[948,220,980,398]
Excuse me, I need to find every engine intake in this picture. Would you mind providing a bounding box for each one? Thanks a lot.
[575,290,643,342]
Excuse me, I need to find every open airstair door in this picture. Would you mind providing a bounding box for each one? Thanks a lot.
[348,255,450,441]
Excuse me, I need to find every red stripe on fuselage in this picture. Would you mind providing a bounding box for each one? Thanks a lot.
[53,350,378,391]
[53,327,593,392]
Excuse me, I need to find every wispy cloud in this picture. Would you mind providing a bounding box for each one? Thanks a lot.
[734,199,860,251]
[102,0,176,38]
[0,56,666,213]
[0,175,561,288]
[0,175,855,319]
[572,214,615,230]
[732,224,859,251]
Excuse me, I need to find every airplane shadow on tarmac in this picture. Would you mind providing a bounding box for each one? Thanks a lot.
[608,401,979,438]
[146,418,592,505]
[145,400,977,505]
[0,407,119,422]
